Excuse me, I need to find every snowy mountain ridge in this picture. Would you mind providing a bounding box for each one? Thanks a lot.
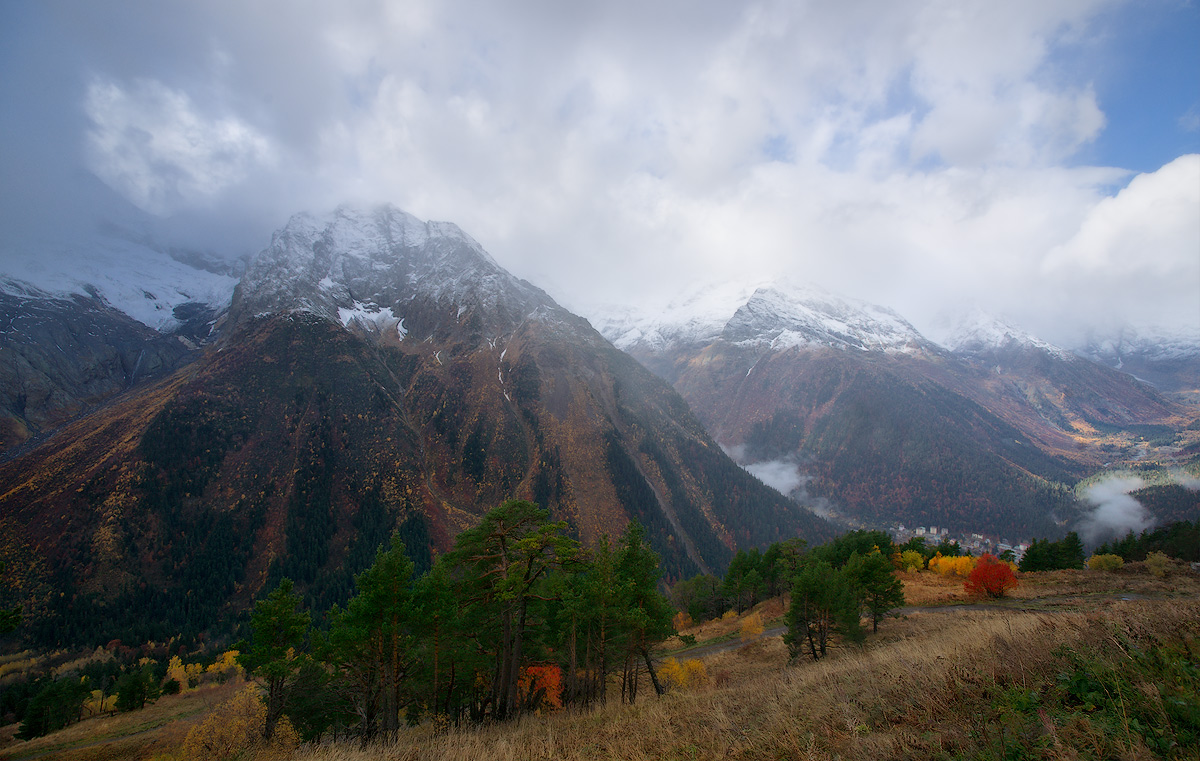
[930,308,1074,360]
[1,231,238,334]
[231,204,561,337]
[722,283,932,354]
[1081,325,1200,364]
[595,280,933,356]
[591,280,768,351]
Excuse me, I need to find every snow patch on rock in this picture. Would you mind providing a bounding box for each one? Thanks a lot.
[337,301,407,340]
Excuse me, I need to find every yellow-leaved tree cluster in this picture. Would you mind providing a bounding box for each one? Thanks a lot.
[180,684,299,761]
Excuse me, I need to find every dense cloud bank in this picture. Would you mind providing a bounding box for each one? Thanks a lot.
[1,1,1197,344]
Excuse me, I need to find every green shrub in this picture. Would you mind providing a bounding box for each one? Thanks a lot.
[900,550,925,572]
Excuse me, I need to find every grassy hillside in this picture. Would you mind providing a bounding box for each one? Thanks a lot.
[4,563,1197,760]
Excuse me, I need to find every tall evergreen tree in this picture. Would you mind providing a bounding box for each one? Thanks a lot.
[411,556,467,717]
[844,551,905,633]
[239,578,311,740]
[1055,531,1085,570]
[614,520,676,701]
[17,677,92,739]
[1018,538,1056,572]
[784,560,862,661]
[447,499,580,720]
[322,534,417,740]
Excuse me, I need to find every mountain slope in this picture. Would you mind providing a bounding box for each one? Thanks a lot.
[928,312,1188,463]
[0,279,199,452]
[603,286,1191,539]
[0,206,832,648]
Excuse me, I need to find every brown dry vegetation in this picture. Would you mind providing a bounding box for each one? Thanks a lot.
[286,599,1199,761]
[5,569,1198,761]
[0,676,248,761]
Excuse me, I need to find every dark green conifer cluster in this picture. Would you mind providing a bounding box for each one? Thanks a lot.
[239,500,676,742]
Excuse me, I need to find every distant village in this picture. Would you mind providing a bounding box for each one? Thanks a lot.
[889,524,1031,562]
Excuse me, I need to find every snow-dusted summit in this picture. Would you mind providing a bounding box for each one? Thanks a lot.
[231,204,559,337]
[932,308,1073,360]
[1080,325,1200,365]
[1,227,239,334]
[593,281,767,352]
[597,281,933,356]
[722,284,932,354]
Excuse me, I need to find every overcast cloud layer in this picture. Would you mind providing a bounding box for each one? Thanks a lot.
[1,0,1198,345]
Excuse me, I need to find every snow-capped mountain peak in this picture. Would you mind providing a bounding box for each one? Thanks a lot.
[722,283,929,354]
[1081,324,1200,364]
[591,280,768,352]
[932,308,1072,359]
[231,203,557,336]
[2,227,239,334]
[595,279,931,357]
[594,279,931,356]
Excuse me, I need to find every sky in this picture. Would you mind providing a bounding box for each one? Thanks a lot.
[1,0,1198,346]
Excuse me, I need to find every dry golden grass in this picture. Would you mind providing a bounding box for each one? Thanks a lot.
[7,570,1198,761]
[667,596,790,649]
[898,562,1200,610]
[271,598,1198,761]
[0,676,248,761]
[894,570,963,606]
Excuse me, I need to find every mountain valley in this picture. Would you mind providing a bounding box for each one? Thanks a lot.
[601,283,1199,539]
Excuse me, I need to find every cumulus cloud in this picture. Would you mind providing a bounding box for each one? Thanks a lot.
[1045,155,1200,277]
[84,77,275,215]
[2,0,1197,343]
[1039,155,1200,335]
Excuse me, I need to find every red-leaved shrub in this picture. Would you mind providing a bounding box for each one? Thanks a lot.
[964,554,1018,598]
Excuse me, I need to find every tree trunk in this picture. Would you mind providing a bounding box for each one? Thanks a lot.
[494,609,514,720]
[567,610,578,705]
[641,646,665,697]
[432,617,440,710]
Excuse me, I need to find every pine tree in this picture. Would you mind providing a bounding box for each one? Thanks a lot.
[323,534,417,741]
[1055,531,1085,570]
[784,560,862,661]
[115,665,160,713]
[447,499,581,720]
[239,578,310,741]
[844,551,905,633]
[614,520,676,701]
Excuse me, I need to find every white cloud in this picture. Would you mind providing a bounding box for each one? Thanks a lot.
[1045,155,1200,276]
[84,77,276,215]
[1038,155,1200,335]
[1077,475,1154,545]
[5,0,1196,344]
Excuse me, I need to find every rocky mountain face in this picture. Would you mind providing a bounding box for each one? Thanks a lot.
[0,279,199,452]
[0,205,831,648]
[602,287,1196,539]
